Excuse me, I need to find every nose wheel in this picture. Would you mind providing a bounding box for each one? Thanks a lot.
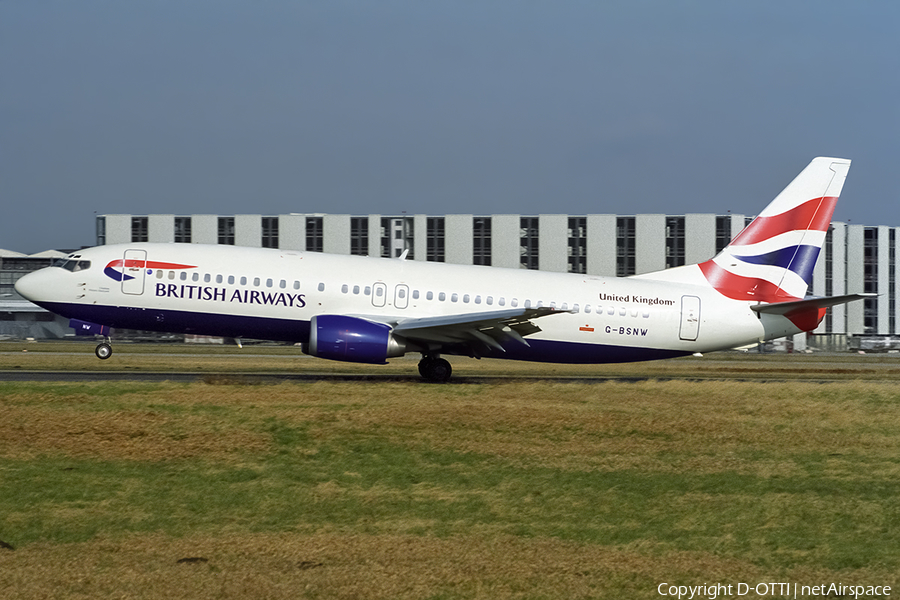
[418,355,452,383]
[95,342,113,360]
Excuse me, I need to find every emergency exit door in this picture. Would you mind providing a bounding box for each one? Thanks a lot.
[679,295,701,341]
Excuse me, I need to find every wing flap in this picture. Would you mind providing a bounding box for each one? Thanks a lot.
[390,306,569,353]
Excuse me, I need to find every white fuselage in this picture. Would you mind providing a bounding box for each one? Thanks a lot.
[16,243,799,364]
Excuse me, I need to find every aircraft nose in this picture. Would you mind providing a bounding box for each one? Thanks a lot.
[14,269,52,302]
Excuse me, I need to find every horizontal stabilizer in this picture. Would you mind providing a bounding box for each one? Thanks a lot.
[750,293,875,315]
[750,293,874,332]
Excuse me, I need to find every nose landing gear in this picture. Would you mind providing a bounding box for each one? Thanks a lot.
[95,340,113,360]
[418,354,452,383]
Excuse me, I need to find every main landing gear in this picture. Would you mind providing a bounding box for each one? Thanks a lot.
[418,354,452,383]
[95,340,113,360]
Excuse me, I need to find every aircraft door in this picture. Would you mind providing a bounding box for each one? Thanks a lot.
[679,295,700,341]
[121,249,147,295]
[394,284,409,309]
[372,282,387,307]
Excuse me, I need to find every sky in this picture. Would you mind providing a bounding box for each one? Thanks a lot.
[2,0,899,253]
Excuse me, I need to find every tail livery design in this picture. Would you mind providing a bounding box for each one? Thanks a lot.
[699,157,851,302]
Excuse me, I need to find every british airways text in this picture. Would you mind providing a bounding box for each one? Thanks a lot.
[155,283,307,308]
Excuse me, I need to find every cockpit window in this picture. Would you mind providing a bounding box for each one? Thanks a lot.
[53,259,91,272]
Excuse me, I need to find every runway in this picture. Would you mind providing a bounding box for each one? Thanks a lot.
[2,368,897,385]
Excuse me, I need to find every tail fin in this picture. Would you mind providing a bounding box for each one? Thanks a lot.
[699,157,851,302]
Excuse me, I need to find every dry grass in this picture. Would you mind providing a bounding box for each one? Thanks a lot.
[1,532,892,600]
[1,371,899,598]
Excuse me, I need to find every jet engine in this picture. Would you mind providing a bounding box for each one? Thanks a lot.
[305,314,408,364]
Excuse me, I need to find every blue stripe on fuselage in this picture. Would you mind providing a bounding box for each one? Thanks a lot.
[36,301,689,364]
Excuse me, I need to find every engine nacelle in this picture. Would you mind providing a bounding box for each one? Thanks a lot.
[305,314,407,364]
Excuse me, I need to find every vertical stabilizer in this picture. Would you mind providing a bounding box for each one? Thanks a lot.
[698,157,850,302]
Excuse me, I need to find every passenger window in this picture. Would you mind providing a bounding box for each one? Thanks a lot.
[253,277,260,287]
[180,272,187,281]
[204,274,211,283]
[216,274,223,284]
[499,297,505,306]
[643,310,650,318]
[341,284,348,293]
[619,307,626,316]
[227,275,234,284]
[439,292,446,301]
[280,280,286,289]
[169,271,176,280]
[353,285,360,295]
[266,279,273,288]
[585,305,591,313]
[474,295,481,304]
[240,276,247,285]
[399,288,406,299]
[192,273,199,282]
[375,286,382,297]
[451,293,458,302]
[318,283,326,292]
[426,291,433,300]
[608,306,615,315]
[412,290,419,299]
[511,298,518,307]
[364,286,371,295]
[573,303,580,313]
[525,300,531,308]
[486,296,493,305]
[560,303,567,310]
[156,270,164,279]
[293,281,300,290]
[463,294,469,303]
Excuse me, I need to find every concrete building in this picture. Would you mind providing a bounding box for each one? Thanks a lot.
[96,213,900,347]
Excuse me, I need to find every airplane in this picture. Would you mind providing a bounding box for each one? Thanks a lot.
[15,157,871,382]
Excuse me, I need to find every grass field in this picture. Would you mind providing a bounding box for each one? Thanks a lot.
[1,346,899,598]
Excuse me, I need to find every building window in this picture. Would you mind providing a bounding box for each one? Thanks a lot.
[174,217,192,243]
[890,229,896,334]
[426,217,445,262]
[864,227,878,334]
[218,217,235,245]
[350,217,369,256]
[306,217,323,252]
[262,217,279,248]
[665,216,685,268]
[381,217,414,258]
[616,217,636,276]
[715,215,732,254]
[131,217,148,243]
[473,217,491,266]
[96,217,106,246]
[520,217,539,270]
[567,217,586,274]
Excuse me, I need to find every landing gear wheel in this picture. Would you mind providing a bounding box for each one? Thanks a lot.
[95,342,113,360]
[418,356,452,383]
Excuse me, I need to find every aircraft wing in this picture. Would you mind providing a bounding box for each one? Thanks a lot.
[382,307,570,354]
[750,293,876,315]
